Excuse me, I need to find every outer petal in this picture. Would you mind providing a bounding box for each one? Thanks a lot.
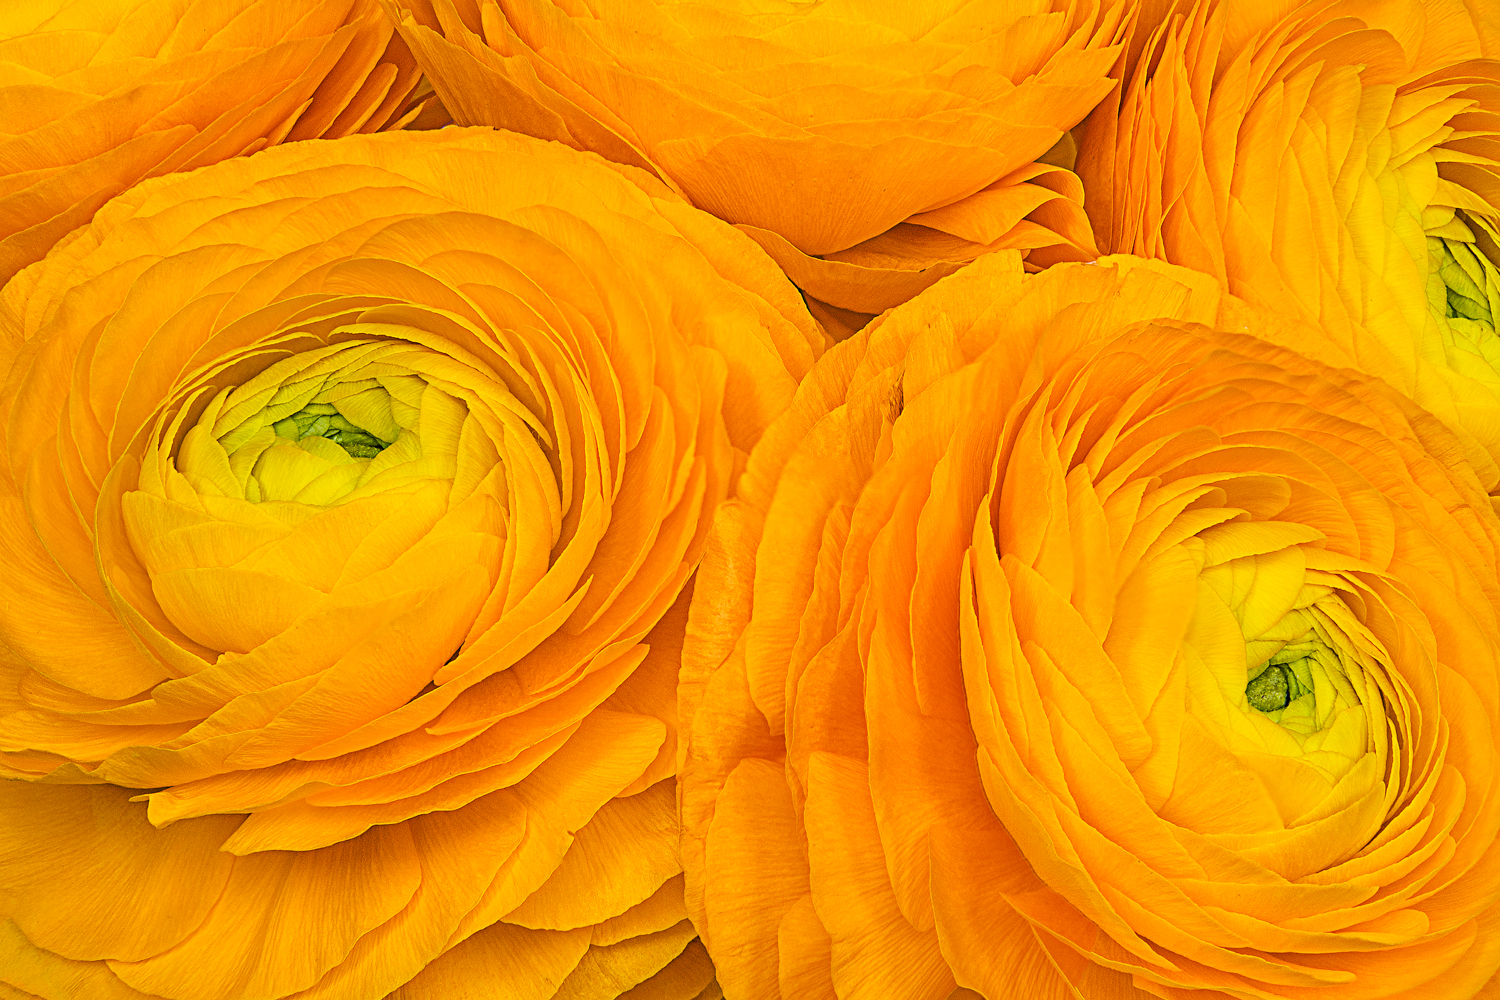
[387,0,1126,315]
[0,0,435,283]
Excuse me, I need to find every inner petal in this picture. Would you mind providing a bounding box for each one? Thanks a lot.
[123,336,518,658]
[273,404,392,459]
[1173,518,1385,834]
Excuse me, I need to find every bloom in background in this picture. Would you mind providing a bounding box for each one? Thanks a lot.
[1075,0,1500,488]
[679,251,1500,999]
[0,0,439,287]
[0,126,822,1000]
[382,0,1121,323]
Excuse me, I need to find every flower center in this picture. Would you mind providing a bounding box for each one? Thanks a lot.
[123,332,524,657]
[158,338,474,508]
[1245,662,1294,712]
[1425,208,1499,342]
[271,404,392,458]
[1241,624,1352,736]
[1185,529,1377,785]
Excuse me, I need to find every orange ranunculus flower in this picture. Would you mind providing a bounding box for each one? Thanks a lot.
[679,250,1500,1000]
[0,0,438,286]
[0,126,822,1000]
[1074,0,1500,488]
[381,0,1123,319]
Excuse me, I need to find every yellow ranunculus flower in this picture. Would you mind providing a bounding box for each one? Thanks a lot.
[679,251,1500,999]
[0,0,437,286]
[382,0,1123,319]
[0,126,823,1000]
[1075,0,1500,488]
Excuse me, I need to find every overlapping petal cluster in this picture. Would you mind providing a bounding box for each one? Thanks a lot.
[382,0,1123,319]
[679,252,1500,999]
[0,0,439,286]
[1076,0,1500,487]
[0,126,822,1000]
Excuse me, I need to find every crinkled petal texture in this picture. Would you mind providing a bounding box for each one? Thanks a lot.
[679,251,1500,1000]
[1076,0,1500,489]
[0,126,822,1000]
[383,0,1124,315]
[0,0,442,287]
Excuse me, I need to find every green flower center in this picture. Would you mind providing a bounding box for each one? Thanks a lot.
[1431,236,1496,325]
[1236,608,1363,739]
[1425,207,1500,341]
[169,338,467,507]
[1186,529,1377,788]
[272,404,391,458]
[1244,640,1325,720]
[1245,663,1292,712]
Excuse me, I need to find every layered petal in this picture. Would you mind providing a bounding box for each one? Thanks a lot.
[0,0,441,284]
[1076,0,1500,488]
[680,251,1500,999]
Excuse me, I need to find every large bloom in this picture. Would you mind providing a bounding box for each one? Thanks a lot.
[679,251,1500,999]
[0,126,822,999]
[1074,0,1500,488]
[382,0,1122,319]
[0,0,438,286]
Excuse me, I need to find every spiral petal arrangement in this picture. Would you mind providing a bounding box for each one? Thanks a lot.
[679,251,1500,999]
[0,126,821,1000]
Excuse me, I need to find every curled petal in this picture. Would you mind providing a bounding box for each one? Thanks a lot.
[387,0,1125,315]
